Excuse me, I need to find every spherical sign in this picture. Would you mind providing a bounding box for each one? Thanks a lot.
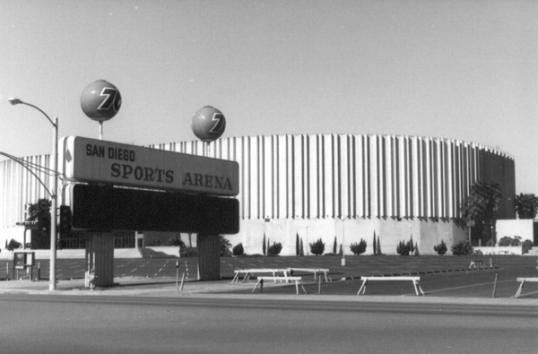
[191,105,226,142]
[80,80,122,122]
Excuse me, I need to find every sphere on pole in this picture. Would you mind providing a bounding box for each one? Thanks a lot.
[191,105,226,142]
[80,80,122,122]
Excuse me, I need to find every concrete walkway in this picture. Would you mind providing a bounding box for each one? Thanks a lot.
[1,276,538,308]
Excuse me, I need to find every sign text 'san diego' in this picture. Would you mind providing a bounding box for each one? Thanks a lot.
[61,136,239,196]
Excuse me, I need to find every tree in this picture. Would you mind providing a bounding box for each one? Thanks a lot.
[514,193,538,219]
[332,236,337,254]
[25,199,52,249]
[461,181,502,244]
[26,198,51,233]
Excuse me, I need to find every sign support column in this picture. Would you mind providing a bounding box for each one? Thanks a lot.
[197,233,220,280]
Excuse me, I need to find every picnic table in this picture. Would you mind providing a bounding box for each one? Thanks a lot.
[231,268,291,283]
[288,268,331,282]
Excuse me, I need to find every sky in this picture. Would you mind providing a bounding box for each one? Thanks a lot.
[0,0,536,193]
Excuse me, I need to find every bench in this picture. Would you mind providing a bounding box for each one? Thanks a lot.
[288,268,331,282]
[357,276,424,296]
[252,276,307,295]
[513,277,538,298]
[232,268,290,284]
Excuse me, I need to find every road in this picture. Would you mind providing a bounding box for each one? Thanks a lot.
[0,295,536,354]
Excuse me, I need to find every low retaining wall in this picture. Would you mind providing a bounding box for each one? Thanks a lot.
[474,246,523,256]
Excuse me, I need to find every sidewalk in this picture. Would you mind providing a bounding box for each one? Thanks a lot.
[2,276,538,308]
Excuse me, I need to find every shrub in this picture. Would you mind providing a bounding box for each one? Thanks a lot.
[522,240,533,254]
[396,240,411,256]
[310,238,325,256]
[267,242,282,256]
[219,235,232,257]
[180,247,198,257]
[408,237,415,254]
[350,239,367,255]
[511,236,522,246]
[472,249,483,256]
[498,236,523,247]
[145,239,162,246]
[433,240,447,255]
[452,240,473,256]
[498,236,513,246]
[232,243,244,256]
[167,236,186,247]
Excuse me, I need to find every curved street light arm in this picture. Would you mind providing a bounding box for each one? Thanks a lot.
[19,101,56,127]
[0,151,53,197]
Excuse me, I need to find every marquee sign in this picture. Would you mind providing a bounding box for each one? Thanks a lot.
[60,136,239,196]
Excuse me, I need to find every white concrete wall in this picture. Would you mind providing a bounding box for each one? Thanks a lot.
[0,225,26,250]
[233,218,466,256]
[496,219,534,242]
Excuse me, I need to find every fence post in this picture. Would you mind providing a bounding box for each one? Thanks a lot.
[491,273,498,298]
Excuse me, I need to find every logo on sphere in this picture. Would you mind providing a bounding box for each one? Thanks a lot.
[80,80,122,122]
[192,106,226,142]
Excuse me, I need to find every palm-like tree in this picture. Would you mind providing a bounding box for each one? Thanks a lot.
[514,193,538,219]
[461,182,502,244]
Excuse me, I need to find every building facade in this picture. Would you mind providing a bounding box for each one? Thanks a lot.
[0,134,515,255]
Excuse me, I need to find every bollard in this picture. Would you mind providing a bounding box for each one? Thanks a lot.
[489,257,494,268]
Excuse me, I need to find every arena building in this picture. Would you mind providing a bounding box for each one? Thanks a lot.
[0,134,515,255]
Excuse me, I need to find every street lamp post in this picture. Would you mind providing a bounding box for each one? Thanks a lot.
[340,219,346,267]
[8,97,58,291]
